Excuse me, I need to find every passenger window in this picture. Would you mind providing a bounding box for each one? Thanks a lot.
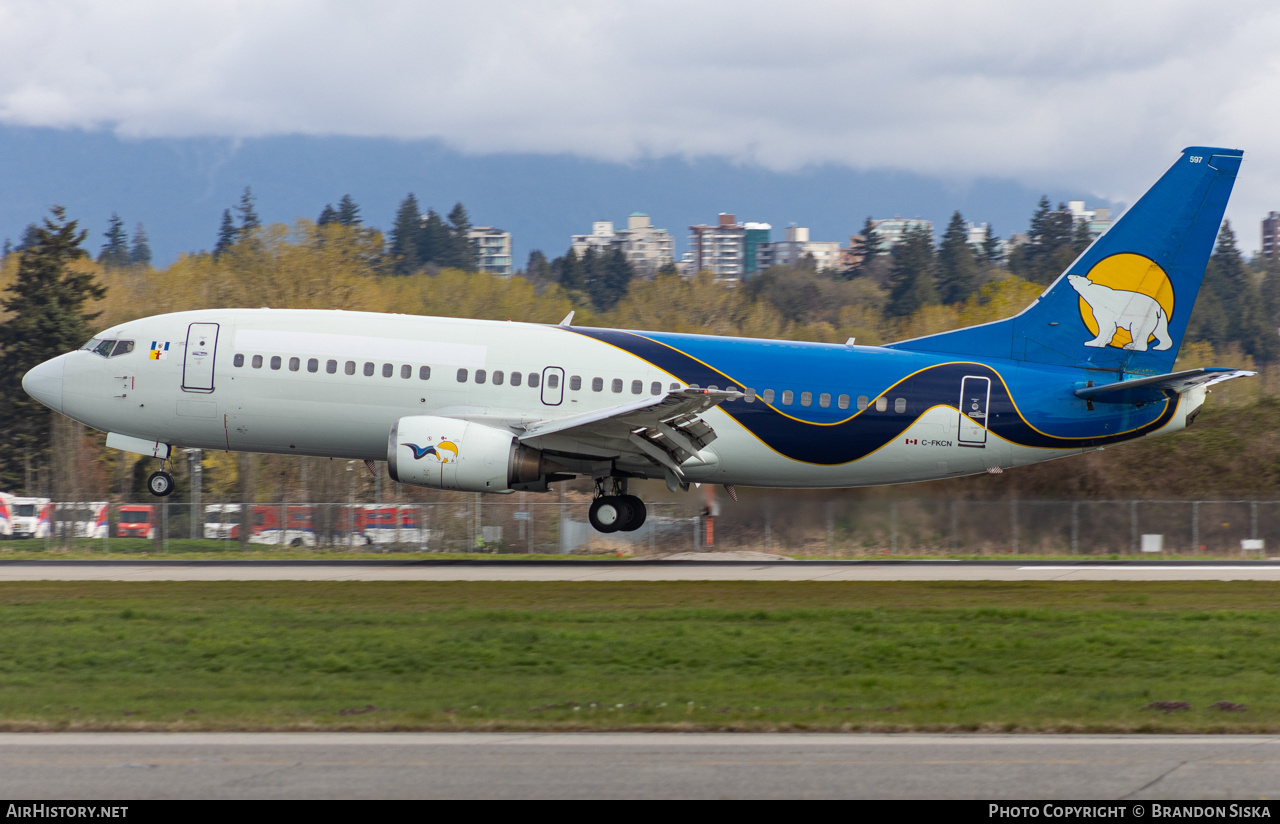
[782,390,794,405]
[528,372,540,388]
[592,377,604,392]
[570,376,582,391]
[895,397,907,413]
[363,362,374,377]
[401,364,411,379]
[670,383,680,390]
[612,379,623,393]
[345,361,356,375]
[745,387,756,403]
[510,371,521,386]
[270,356,282,370]
[819,393,831,408]
[631,380,643,394]
[233,354,245,367]
[493,370,504,385]
[457,368,468,382]
[382,363,393,378]
[112,340,135,357]
[475,369,487,384]
[838,394,850,410]
[708,385,719,391]
[857,395,869,410]
[326,359,337,374]
[762,389,775,403]
[308,358,319,373]
[875,397,888,412]
[289,357,300,372]
[547,373,559,389]
[651,382,661,395]
[419,365,431,380]
[800,392,812,407]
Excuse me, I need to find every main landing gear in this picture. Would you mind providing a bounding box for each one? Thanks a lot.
[588,478,647,533]
[147,457,175,498]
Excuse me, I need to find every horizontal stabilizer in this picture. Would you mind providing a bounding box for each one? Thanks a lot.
[1074,368,1254,404]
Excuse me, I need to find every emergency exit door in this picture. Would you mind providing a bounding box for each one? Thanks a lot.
[957,375,991,447]
[182,322,219,393]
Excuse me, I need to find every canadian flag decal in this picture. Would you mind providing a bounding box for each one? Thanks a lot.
[904,438,918,445]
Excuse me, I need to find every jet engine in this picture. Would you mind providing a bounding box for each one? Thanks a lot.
[387,416,563,493]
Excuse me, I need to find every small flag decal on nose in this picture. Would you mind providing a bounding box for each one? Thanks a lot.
[149,341,169,360]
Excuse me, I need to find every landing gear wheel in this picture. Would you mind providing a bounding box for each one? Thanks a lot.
[147,471,175,498]
[617,495,647,532]
[588,496,628,533]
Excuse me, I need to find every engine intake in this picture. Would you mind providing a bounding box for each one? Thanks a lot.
[387,415,561,493]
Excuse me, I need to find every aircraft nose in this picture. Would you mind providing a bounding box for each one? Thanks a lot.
[22,355,65,413]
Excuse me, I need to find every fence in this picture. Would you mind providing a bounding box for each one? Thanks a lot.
[22,498,1280,557]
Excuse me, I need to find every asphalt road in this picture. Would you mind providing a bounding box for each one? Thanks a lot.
[1,733,1278,799]
[1,560,1280,581]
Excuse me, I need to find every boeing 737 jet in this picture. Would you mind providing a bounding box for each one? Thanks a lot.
[22,147,1252,532]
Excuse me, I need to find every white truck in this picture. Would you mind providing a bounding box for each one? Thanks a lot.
[8,496,52,539]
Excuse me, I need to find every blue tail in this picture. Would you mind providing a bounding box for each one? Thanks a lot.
[888,147,1243,375]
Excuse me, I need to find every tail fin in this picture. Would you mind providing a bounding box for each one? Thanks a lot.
[888,147,1243,374]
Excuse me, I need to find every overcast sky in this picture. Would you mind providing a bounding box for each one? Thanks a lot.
[2,1,1279,251]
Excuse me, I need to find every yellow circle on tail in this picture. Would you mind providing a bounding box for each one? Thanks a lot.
[1077,253,1174,348]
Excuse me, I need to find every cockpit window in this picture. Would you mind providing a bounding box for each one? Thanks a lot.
[84,338,135,358]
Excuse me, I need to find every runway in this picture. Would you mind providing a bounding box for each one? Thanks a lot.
[2,560,1280,581]
[2,733,1278,799]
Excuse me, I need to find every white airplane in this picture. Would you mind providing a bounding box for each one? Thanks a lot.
[22,147,1252,533]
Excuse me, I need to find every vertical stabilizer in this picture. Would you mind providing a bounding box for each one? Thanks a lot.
[888,147,1243,375]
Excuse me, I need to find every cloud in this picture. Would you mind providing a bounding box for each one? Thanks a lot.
[2,0,1279,233]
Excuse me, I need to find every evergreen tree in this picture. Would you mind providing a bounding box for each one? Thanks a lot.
[214,209,237,259]
[886,224,938,317]
[0,207,105,489]
[445,202,474,270]
[594,246,635,311]
[317,204,338,226]
[389,194,423,274]
[420,209,449,268]
[579,246,600,301]
[336,195,361,226]
[234,187,260,233]
[1010,197,1076,284]
[15,224,40,253]
[936,211,980,304]
[1,240,10,260]
[982,224,1002,266]
[554,248,586,293]
[525,249,552,282]
[97,213,130,270]
[128,223,152,267]
[1187,221,1278,360]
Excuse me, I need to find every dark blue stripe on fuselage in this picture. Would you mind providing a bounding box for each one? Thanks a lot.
[567,327,1176,465]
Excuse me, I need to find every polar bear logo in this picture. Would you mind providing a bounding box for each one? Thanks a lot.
[1067,274,1172,352]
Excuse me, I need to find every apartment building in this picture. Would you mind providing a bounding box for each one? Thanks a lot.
[1263,212,1280,261]
[467,227,513,276]
[765,226,841,271]
[570,213,675,278]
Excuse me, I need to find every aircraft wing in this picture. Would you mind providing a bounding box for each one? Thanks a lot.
[1074,367,1255,404]
[518,388,742,479]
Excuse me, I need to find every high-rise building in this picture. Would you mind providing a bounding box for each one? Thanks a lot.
[688,214,748,279]
[765,226,841,271]
[467,227,513,276]
[1263,212,1280,261]
[867,218,933,253]
[570,213,675,277]
[1066,201,1112,239]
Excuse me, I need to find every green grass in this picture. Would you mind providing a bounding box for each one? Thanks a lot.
[0,538,626,560]
[0,581,1277,732]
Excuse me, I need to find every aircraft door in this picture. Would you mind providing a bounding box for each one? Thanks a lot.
[957,376,991,447]
[540,366,564,406]
[182,322,220,393]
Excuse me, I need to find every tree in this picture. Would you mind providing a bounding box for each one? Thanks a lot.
[214,209,237,259]
[97,213,130,270]
[234,187,260,233]
[445,202,474,270]
[389,194,423,274]
[317,204,338,226]
[936,211,981,304]
[336,195,361,226]
[1009,197,1076,285]
[1187,221,1277,361]
[886,224,938,317]
[982,224,1002,266]
[420,209,449,269]
[554,248,586,293]
[129,223,152,267]
[524,249,552,284]
[15,224,40,253]
[0,207,106,490]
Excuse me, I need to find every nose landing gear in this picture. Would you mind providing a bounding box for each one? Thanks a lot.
[588,478,647,533]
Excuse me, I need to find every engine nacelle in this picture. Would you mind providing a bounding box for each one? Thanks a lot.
[387,415,558,493]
